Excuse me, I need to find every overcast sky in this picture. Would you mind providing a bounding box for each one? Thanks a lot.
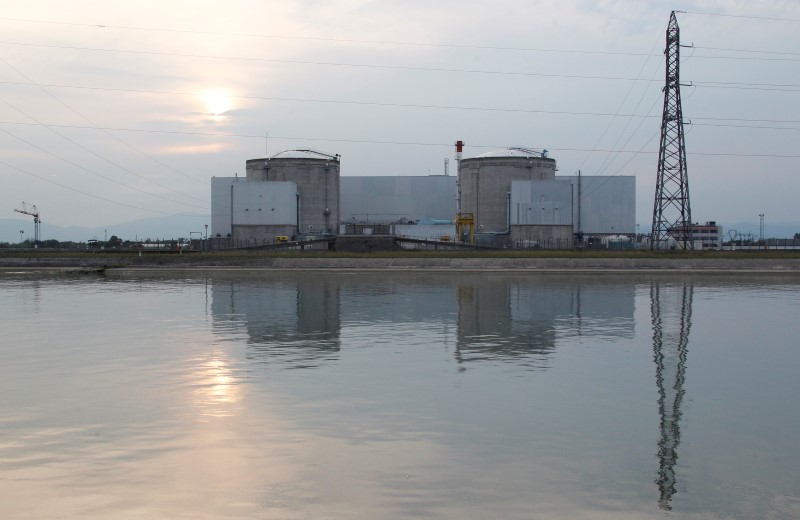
[2,0,799,231]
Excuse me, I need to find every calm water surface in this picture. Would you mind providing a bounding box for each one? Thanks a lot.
[1,271,799,519]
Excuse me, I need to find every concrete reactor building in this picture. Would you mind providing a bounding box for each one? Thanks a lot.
[211,143,635,250]
[458,147,558,237]
[457,145,635,248]
[211,149,340,244]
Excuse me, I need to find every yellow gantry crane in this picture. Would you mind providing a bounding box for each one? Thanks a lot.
[456,212,475,244]
[14,202,40,245]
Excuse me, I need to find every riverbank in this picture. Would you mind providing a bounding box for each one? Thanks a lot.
[3,251,800,272]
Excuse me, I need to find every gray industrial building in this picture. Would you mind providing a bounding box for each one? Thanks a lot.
[509,180,574,247]
[340,176,455,223]
[211,178,298,242]
[211,149,340,244]
[210,146,635,249]
[456,147,634,247]
[510,175,636,247]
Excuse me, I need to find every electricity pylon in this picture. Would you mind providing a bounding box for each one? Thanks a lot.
[651,281,693,510]
[651,11,692,250]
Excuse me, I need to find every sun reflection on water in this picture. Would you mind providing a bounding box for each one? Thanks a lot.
[193,348,240,419]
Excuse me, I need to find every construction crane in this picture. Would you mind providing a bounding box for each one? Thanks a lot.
[14,202,40,245]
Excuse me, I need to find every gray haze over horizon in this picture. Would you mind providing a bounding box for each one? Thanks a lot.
[2,1,799,234]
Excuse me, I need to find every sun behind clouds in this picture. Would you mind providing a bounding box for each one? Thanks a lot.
[203,90,233,121]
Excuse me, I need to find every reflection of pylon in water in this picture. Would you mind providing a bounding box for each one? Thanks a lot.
[650,281,693,511]
[651,11,692,250]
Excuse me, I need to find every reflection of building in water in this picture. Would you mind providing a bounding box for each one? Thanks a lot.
[457,282,556,367]
[209,274,636,370]
[456,278,635,368]
[650,282,693,511]
[211,275,341,368]
[339,280,456,325]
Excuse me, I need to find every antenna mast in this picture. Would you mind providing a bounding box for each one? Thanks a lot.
[651,11,692,250]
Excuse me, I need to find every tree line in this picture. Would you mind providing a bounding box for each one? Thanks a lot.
[0,236,191,249]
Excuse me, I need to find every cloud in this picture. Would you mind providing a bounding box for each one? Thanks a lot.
[1,0,800,225]
[154,142,233,155]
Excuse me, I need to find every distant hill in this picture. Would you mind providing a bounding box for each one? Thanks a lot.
[1,215,209,243]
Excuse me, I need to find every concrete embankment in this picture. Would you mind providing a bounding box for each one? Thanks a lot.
[123,257,800,272]
[3,255,800,273]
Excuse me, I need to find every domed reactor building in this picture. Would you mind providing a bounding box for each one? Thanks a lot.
[211,150,340,246]
[458,146,635,248]
[458,147,566,247]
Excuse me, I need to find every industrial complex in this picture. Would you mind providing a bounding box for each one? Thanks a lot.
[211,144,636,250]
[207,13,745,253]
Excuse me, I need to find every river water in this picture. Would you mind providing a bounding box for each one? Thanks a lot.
[1,271,799,519]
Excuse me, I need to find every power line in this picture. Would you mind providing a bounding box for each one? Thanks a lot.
[695,79,800,88]
[0,16,655,56]
[0,80,664,118]
[0,96,209,210]
[6,15,800,61]
[0,40,671,82]
[692,82,800,92]
[0,157,201,216]
[575,18,666,173]
[693,122,800,131]
[6,119,797,137]
[573,128,662,204]
[578,23,668,200]
[689,54,800,63]
[7,15,800,62]
[579,25,667,176]
[2,120,799,158]
[595,93,664,176]
[692,80,800,88]
[694,45,800,57]
[3,80,798,122]
[0,58,209,199]
[1,120,451,146]
[4,41,798,91]
[606,129,661,176]
[697,116,800,123]
[0,125,209,210]
[682,11,800,23]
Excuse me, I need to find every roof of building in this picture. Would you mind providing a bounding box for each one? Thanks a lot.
[269,149,340,160]
[474,147,549,159]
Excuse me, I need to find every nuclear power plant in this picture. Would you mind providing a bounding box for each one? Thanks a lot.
[210,142,636,249]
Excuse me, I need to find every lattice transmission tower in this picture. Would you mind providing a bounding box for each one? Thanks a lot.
[651,11,692,250]
[651,281,693,511]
